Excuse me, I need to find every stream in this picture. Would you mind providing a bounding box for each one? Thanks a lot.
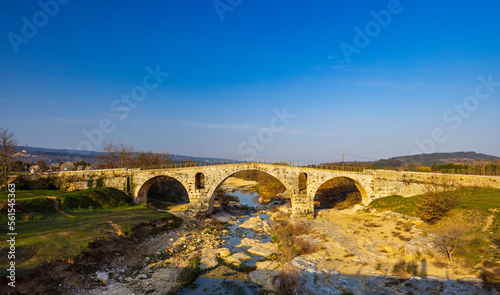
[179,190,272,295]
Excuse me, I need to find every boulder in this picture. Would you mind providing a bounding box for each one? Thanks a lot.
[236,238,260,248]
[404,236,439,256]
[249,269,277,291]
[95,271,109,285]
[248,242,279,258]
[256,260,279,270]
[211,212,232,223]
[225,252,252,265]
[240,216,272,234]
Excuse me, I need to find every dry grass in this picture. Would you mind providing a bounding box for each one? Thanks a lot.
[271,267,305,295]
[392,259,419,276]
[271,221,318,262]
[432,260,448,268]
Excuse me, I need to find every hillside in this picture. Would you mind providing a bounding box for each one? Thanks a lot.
[325,151,500,169]
[13,146,230,165]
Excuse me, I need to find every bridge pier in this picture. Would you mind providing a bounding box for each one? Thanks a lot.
[188,189,213,215]
[291,191,315,218]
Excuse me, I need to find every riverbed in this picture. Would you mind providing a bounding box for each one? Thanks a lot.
[179,190,272,295]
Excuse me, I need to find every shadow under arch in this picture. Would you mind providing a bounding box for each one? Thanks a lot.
[313,176,368,209]
[135,175,189,205]
[206,169,289,214]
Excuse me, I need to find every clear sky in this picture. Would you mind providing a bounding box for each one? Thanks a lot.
[1,0,499,163]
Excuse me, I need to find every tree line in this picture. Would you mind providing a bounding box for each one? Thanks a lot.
[96,142,173,169]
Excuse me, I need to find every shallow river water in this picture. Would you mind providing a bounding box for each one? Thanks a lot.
[179,190,271,295]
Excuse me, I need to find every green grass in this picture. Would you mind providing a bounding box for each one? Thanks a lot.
[369,194,421,217]
[1,187,132,211]
[0,189,65,200]
[369,188,500,219]
[0,188,180,273]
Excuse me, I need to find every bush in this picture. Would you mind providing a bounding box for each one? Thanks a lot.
[418,190,458,223]
[57,188,131,210]
[392,259,418,276]
[272,221,317,262]
[18,198,56,212]
[271,267,305,295]
[13,175,59,190]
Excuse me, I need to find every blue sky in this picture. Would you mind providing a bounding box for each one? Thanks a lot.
[0,0,499,163]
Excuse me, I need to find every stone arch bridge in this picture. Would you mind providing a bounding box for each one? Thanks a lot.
[36,162,500,217]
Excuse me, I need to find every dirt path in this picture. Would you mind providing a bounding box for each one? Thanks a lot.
[483,215,494,232]
[47,196,74,217]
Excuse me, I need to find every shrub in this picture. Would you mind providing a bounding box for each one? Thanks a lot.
[392,260,407,275]
[392,260,418,276]
[479,268,500,289]
[418,190,458,223]
[271,267,305,295]
[271,221,317,262]
[57,188,130,210]
[406,261,418,276]
[14,175,59,190]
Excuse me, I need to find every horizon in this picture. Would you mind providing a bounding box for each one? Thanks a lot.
[17,145,500,164]
[1,1,499,162]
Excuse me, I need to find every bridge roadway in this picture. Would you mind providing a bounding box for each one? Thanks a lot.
[33,161,500,217]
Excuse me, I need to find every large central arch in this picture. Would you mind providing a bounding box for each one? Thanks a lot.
[203,164,294,214]
[206,169,289,213]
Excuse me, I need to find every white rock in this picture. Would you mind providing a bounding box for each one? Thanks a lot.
[249,269,277,291]
[95,271,109,285]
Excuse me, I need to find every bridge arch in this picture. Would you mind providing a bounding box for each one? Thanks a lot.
[205,167,293,214]
[135,174,189,204]
[311,176,369,207]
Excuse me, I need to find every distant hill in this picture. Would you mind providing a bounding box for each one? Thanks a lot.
[14,147,500,169]
[390,152,500,167]
[13,146,231,165]
[325,152,500,169]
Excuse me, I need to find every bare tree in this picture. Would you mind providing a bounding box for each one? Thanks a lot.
[133,151,173,168]
[0,127,18,191]
[97,142,135,168]
[432,210,481,263]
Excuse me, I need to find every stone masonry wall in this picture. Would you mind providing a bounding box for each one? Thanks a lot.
[33,165,500,217]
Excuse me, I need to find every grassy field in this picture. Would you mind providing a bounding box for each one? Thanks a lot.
[369,188,500,267]
[0,188,180,273]
[369,188,500,225]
